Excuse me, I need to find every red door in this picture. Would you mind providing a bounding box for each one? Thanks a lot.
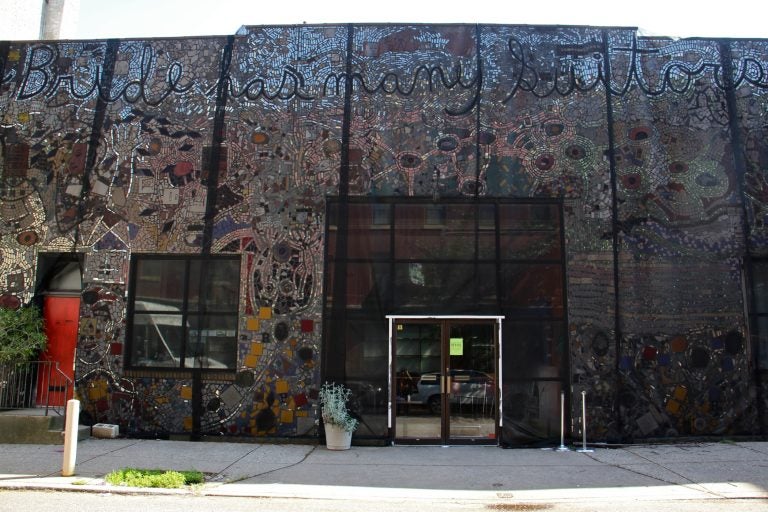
[36,296,80,407]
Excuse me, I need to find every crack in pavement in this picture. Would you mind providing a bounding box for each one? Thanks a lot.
[580,447,727,499]
[42,440,143,478]
[211,445,317,484]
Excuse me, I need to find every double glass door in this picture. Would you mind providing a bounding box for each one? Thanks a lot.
[392,317,499,445]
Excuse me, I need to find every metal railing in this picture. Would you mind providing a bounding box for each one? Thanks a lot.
[0,360,73,416]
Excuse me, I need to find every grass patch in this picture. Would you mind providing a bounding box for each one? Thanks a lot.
[105,468,204,488]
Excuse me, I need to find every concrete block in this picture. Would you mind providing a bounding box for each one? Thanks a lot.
[91,423,119,438]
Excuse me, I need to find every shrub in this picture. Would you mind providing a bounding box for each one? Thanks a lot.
[105,468,204,488]
[0,306,47,364]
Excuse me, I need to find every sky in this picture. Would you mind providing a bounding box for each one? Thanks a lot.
[75,0,766,40]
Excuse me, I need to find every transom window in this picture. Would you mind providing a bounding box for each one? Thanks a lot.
[126,255,240,370]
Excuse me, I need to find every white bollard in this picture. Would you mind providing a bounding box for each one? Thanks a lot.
[62,399,80,476]
[576,390,594,453]
[555,390,569,451]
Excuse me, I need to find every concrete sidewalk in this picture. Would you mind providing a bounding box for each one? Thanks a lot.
[0,439,767,503]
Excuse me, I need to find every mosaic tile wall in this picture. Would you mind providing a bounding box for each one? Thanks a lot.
[1,25,766,441]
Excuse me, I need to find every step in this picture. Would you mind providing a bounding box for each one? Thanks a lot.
[0,413,91,444]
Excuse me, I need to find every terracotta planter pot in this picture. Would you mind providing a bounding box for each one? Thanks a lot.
[324,423,352,450]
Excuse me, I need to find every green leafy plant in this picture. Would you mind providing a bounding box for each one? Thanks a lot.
[105,468,204,488]
[319,382,359,433]
[0,306,47,364]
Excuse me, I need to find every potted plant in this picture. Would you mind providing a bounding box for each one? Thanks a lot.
[318,382,359,450]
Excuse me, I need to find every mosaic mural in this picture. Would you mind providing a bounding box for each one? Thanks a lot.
[1,24,767,442]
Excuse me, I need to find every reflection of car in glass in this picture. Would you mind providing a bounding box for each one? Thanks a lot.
[345,380,386,413]
[132,301,235,369]
[398,369,495,414]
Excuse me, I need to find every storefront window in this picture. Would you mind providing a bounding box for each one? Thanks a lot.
[324,198,568,443]
[127,255,240,370]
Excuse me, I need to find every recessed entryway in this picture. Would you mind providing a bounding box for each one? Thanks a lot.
[388,316,503,445]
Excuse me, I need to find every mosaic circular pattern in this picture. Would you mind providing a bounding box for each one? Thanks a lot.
[278,279,295,296]
[251,131,270,144]
[535,154,555,171]
[16,230,38,246]
[437,136,459,152]
[592,331,610,357]
[629,126,653,141]
[0,294,21,310]
[565,144,587,160]
[544,123,565,137]
[460,179,483,196]
[323,138,341,156]
[272,241,292,263]
[621,173,642,190]
[297,346,314,362]
[669,161,688,174]
[273,321,290,342]
[148,137,162,155]
[398,153,422,169]
[256,408,276,431]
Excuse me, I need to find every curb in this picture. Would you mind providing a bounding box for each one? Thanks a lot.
[3,480,766,503]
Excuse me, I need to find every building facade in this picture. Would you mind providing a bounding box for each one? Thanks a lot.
[1,24,767,446]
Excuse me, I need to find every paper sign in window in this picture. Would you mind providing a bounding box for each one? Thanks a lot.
[450,337,464,356]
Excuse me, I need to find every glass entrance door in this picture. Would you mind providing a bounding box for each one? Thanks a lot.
[392,318,499,445]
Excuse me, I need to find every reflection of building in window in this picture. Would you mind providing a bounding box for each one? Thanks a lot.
[408,263,425,286]
[127,255,240,370]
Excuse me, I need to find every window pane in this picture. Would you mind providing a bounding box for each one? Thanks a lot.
[195,259,240,311]
[130,311,184,367]
[500,264,564,317]
[186,315,238,369]
[345,262,391,310]
[499,204,561,260]
[134,259,185,306]
[350,204,391,259]
[394,204,478,260]
[343,318,393,437]
[345,318,390,380]
[129,256,240,371]
[187,261,201,310]
[503,321,567,379]
[394,262,497,312]
[502,380,563,444]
